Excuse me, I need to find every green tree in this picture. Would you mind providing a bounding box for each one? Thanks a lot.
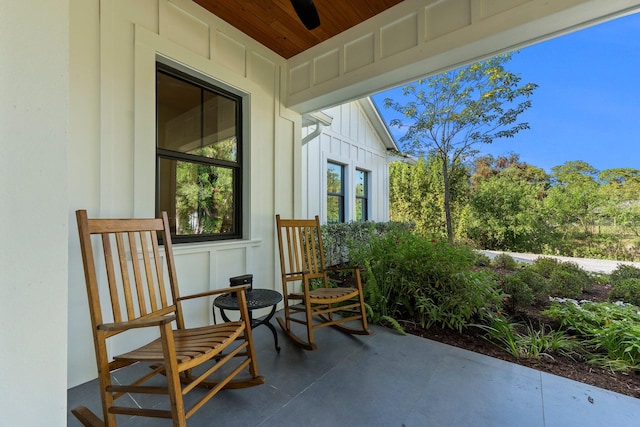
[471,153,548,193]
[599,168,640,236]
[545,161,601,236]
[390,155,468,237]
[383,53,538,242]
[466,167,548,252]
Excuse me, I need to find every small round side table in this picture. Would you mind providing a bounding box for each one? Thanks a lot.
[213,289,283,352]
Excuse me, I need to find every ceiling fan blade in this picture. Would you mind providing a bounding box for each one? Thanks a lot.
[290,0,321,30]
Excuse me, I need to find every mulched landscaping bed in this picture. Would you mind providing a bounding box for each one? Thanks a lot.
[400,282,640,399]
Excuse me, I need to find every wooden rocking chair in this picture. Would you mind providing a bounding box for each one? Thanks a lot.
[275,215,370,350]
[72,210,265,427]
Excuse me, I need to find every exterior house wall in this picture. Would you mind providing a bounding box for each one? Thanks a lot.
[65,0,298,388]
[302,100,393,222]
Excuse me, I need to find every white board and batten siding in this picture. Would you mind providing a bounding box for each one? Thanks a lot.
[302,98,398,223]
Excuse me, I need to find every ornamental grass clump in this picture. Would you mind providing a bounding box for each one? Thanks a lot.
[543,301,640,372]
[474,316,582,360]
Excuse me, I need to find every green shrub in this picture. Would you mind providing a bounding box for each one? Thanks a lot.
[609,278,640,306]
[474,252,492,267]
[609,264,640,286]
[515,268,549,299]
[500,275,534,309]
[589,271,610,286]
[349,228,503,332]
[530,258,592,298]
[492,253,518,270]
[548,269,585,299]
[531,257,560,278]
[413,268,503,332]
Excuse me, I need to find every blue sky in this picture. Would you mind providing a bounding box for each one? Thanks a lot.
[371,12,640,174]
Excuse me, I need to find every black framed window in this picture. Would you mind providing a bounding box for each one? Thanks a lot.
[327,162,344,223]
[355,169,368,221]
[156,64,242,242]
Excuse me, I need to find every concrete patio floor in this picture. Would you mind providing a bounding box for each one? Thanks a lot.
[68,316,640,427]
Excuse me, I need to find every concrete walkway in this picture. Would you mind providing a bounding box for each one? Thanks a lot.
[481,250,640,274]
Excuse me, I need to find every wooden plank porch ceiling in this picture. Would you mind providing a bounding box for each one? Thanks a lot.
[192,0,403,59]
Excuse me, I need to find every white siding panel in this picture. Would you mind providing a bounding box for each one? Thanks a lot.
[66,0,291,387]
[314,49,340,84]
[215,30,247,75]
[166,3,210,58]
[425,0,471,40]
[248,51,277,92]
[479,0,532,18]
[301,99,393,223]
[344,33,375,73]
[380,13,419,58]
[290,62,311,94]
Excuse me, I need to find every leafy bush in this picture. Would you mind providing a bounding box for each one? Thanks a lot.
[500,274,534,310]
[531,257,560,278]
[609,278,640,306]
[321,221,412,266]
[414,268,502,332]
[543,301,640,372]
[515,268,549,299]
[548,269,585,299]
[530,258,592,298]
[609,264,640,286]
[492,253,518,270]
[474,252,492,267]
[349,228,503,332]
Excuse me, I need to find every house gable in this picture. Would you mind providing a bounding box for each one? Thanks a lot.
[302,98,396,222]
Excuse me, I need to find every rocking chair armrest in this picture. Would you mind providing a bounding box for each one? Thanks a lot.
[98,315,177,332]
[177,284,251,302]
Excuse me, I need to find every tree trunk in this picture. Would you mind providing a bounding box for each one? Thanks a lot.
[442,156,454,243]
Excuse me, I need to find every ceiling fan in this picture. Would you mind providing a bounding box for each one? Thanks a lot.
[290,0,320,30]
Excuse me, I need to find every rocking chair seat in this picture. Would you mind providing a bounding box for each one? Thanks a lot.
[289,287,358,301]
[114,321,244,364]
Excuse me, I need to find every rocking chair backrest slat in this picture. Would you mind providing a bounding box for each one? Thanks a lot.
[101,233,123,323]
[139,230,159,313]
[151,230,169,309]
[115,233,135,319]
[76,210,180,332]
[276,215,327,282]
[127,231,148,316]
